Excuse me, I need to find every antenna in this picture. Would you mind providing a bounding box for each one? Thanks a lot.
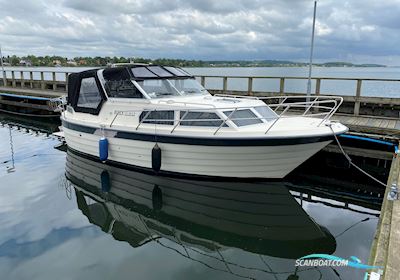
[306,1,317,101]
[0,45,6,86]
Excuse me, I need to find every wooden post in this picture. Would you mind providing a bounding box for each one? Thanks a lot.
[354,79,362,116]
[3,71,7,86]
[52,72,57,91]
[30,72,33,89]
[200,76,205,87]
[20,71,25,88]
[223,77,228,93]
[247,77,253,96]
[40,72,45,90]
[11,71,16,87]
[279,78,285,94]
[2,70,6,86]
[65,72,69,92]
[315,78,321,96]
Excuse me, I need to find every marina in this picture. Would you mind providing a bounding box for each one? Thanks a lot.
[0,66,399,279]
[1,0,400,278]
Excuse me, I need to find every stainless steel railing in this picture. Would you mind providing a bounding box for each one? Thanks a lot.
[108,95,343,135]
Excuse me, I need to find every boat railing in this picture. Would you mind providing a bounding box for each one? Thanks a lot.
[157,99,217,108]
[109,95,343,135]
[214,94,260,100]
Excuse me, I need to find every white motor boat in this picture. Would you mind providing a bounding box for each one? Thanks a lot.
[61,64,348,179]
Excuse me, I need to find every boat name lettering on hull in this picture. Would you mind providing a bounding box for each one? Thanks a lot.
[114,110,137,116]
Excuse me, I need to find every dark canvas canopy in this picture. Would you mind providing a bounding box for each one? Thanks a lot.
[67,69,106,115]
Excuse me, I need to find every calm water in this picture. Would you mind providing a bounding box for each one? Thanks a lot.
[3,66,400,98]
[0,114,383,280]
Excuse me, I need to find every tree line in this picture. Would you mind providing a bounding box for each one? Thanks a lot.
[0,55,386,68]
[1,55,208,67]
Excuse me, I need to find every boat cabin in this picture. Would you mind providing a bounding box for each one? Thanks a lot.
[66,65,278,131]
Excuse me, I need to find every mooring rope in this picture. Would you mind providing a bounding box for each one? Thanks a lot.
[328,124,387,187]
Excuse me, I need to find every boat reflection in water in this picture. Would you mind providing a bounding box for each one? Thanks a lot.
[65,149,337,279]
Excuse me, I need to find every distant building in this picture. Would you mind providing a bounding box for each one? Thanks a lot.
[53,60,62,67]
[19,60,32,66]
[67,60,77,66]
[78,60,87,65]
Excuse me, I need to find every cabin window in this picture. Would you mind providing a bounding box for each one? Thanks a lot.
[139,110,174,125]
[180,111,227,127]
[164,67,190,77]
[147,66,174,77]
[104,80,143,98]
[77,77,102,109]
[103,67,143,98]
[173,79,208,96]
[136,79,181,98]
[223,109,262,126]
[131,67,157,78]
[254,106,278,121]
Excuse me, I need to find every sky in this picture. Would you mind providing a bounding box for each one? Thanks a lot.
[0,0,399,65]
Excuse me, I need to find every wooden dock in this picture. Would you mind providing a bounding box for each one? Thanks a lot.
[369,144,400,280]
[333,115,400,138]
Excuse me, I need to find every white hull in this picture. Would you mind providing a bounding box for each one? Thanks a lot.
[63,126,331,178]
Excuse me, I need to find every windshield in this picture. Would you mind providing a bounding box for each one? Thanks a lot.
[136,78,209,99]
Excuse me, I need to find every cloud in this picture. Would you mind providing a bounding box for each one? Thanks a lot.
[0,0,399,64]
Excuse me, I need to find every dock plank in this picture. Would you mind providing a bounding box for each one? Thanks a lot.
[370,118,384,128]
[395,121,400,131]
[386,120,397,129]
[380,119,390,129]
[366,118,378,127]
[353,117,369,126]
[346,116,360,125]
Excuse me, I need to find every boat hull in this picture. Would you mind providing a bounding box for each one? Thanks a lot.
[63,125,332,179]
